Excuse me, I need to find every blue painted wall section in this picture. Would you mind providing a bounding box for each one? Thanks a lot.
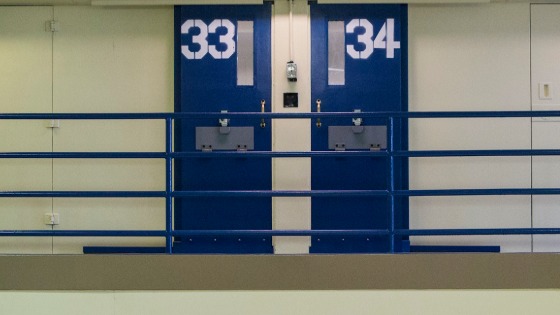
[310,4,409,253]
[174,5,273,253]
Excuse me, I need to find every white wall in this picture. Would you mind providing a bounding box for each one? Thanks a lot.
[531,4,560,252]
[1,2,559,253]
[0,6,54,254]
[51,6,173,253]
[0,5,173,253]
[2,290,560,315]
[408,2,532,252]
[272,0,311,254]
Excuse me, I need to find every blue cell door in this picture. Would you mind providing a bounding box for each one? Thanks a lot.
[174,5,272,253]
[310,4,409,253]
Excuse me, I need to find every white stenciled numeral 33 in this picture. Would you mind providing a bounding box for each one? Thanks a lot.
[181,19,236,60]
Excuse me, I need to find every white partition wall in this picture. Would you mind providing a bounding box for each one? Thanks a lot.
[51,6,173,253]
[531,4,560,252]
[407,3,532,252]
[0,5,174,254]
[0,7,54,254]
[272,0,312,254]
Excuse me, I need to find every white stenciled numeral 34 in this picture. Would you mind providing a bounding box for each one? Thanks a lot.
[346,18,400,59]
[181,19,236,60]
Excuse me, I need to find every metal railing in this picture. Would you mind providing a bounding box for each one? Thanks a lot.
[1,110,560,254]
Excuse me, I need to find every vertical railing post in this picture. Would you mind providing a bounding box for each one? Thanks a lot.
[165,117,173,254]
[388,116,396,253]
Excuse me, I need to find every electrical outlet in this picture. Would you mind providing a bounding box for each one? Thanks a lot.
[44,213,60,225]
[539,82,553,100]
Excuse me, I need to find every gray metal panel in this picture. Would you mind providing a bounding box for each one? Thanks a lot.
[328,125,387,150]
[237,21,254,86]
[196,127,254,151]
[328,20,345,86]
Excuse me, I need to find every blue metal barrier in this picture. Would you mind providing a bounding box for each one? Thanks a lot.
[1,110,559,254]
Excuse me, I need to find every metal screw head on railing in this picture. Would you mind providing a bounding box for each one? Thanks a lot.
[316,99,322,128]
[260,100,266,128]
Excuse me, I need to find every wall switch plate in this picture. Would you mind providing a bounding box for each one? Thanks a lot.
[47,119,60,128]
[44,213,60,225]
[539,82,553,100]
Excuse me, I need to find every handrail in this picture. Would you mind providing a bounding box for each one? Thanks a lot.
[0,110,558,254]
[6,228,560,237]
[1,110,560,119]
[3,149,560,159]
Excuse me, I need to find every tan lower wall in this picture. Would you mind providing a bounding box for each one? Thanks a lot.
[2,254,560,290]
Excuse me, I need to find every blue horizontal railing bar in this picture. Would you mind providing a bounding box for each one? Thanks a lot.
[0,191,166,198]
[148,110,560,119]
[0,152,166,159]
[3,228,560,237]
[166,110,560,119]
[395,188,560,196]
[397,228,560,236]
[3,188,560,198]
[393,149,560,157]
[3,110,560,120]
[171,151,389,158]
[390,111,560,118]
[83,246,166,254]
[172,229,390,237]
[0,113,170,120]
[0,230,166,237]
[176,149,560,158]
[4,149,560,159]
[170,188,560,197]
[173,228,560,237]
[172,190,390,197]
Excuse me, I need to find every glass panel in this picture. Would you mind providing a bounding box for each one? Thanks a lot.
[237,21,254,86]
[328,21,345,86]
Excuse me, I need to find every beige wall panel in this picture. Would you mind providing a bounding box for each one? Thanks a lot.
[409,118,531,151]
[408,3,530,112]
[532,122,560,252]
[531,4,560,110]
[53,120,165,152]
[410,157,530,190]
[533,195,560,253]
[531,5,560,252]
[0,6,53,254]
[0,7,52,113]
[408,3,531,251]
[113,291,560,315]
[0,199,52,254]
[1,292,115,315]
[3,290,560,315]
[52,198,164,254]
[409,196,531,252]
[0,121,53,151]
[53,159,164,191]
[52,6,173,113]
[272,1,311,254]
[51,6,173,253]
